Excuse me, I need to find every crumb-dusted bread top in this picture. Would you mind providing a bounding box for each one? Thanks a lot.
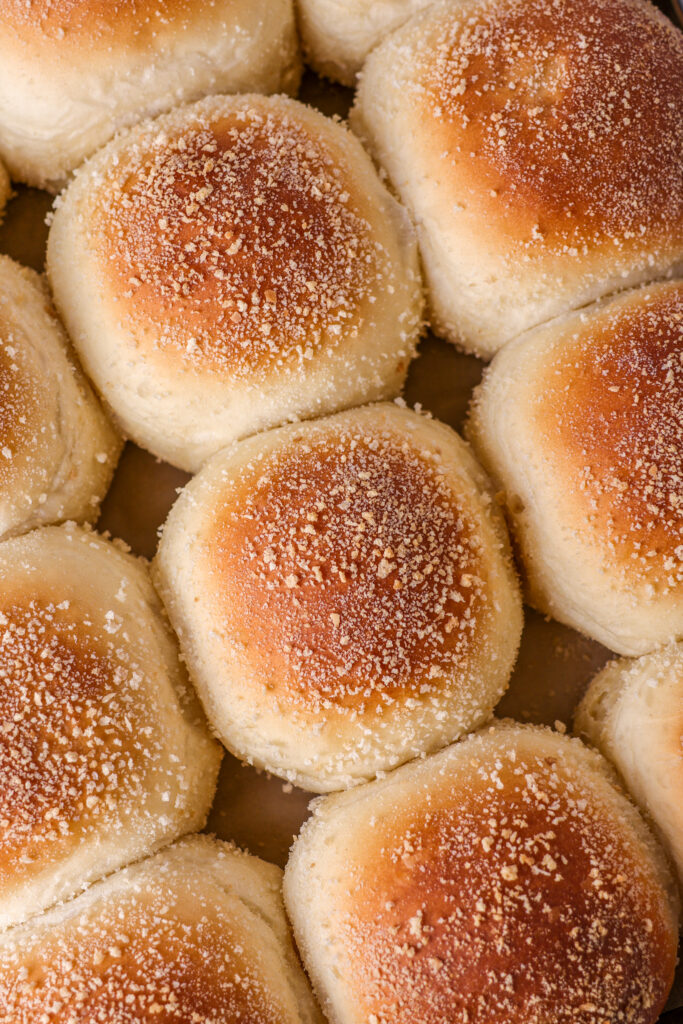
[71,93,417,384]
[399,0,683,265]
[0,525,221,915]
[528,281,683,586]
[0,0,257,54]
[0,837,322,1023]
[189,406,517,719]
[286,724,679,1024]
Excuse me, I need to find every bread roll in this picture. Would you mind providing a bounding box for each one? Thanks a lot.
[352,0,683,357]
[0,256,121,543]
[297,0,437,85]
[468,279,683,655]
[154,403,522,792]
[284,722,679,1024]
[0,524,222,930]
[0,836,323,1024]
[0,0,300,189]
[576,645,683,888]
[47,94,423,473]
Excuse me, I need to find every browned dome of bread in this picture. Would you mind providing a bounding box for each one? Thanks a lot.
[0,524,221,929]
[48,94,422,471]
[0,837,322,1024]
[468,278,683,654]
[353,0,683,356]
[154,404,522,791]
[284,723,679,1024]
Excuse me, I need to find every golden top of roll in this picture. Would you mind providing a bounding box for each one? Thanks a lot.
[285,723,679,1024]
[533,282,683,568]
[0,256,120,542]
[0,524,221,929]
[353,0,683,355]
[0,837,322,1023]
[155,403,522,791]
[48,94,422,471]
[468,278,683,655]
[95,106,395,380]
[2,0,222,50]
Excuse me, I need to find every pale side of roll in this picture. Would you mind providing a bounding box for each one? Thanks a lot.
[468,279,683,656]
[284,722,679,1024]
[352,0,683,357]
[47,93,423,472]
[0,524,222,931]
[0,256,121,543]
[296,0,439,85]
[576,645,683,888]
[154,403,522,792]
[0,0,301,189]
[0,836,324,1024]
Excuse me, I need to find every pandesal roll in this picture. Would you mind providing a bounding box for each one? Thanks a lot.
[154,403,522,792]
[47,93,423,472]
[353,0,683,357]
[284,722,679,1024]
[0,256,121,543]
[0,0,300,189]
[576,645,683,887]
[0,836,323,1024]
[0,523,222,930]
[468,279,683,655]
[296,0,439,85]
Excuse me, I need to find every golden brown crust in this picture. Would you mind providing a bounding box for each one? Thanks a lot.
[421,0,683,260]
[92,99,396,382]
[332,734,676,1023]
[0,595,155,888]
[533,282,683,582]
[0,336,40,474]
[0,0,211,50]
[0,868,291,1023]
[206,424,489,714]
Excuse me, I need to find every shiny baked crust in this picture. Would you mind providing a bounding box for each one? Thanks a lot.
[353,0,683,356]
[284,722,679,1024]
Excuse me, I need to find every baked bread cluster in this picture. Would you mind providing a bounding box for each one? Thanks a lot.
[0,0,681,1021]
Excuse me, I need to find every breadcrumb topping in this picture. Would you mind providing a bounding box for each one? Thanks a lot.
[209,423,490,712]
[94,102,395,379]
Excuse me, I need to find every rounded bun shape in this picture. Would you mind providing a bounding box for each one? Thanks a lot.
[468,278,683,655]
[296,0,437,86]
[352,0,683,357]
[154,403,522,792]
[0,0,301,189]
[0,836,323,1023]
[47,93,423,472]
[0,256,121,543]
[576,644,683,887]
[284,722,679,1024]
[0,523,222,930]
